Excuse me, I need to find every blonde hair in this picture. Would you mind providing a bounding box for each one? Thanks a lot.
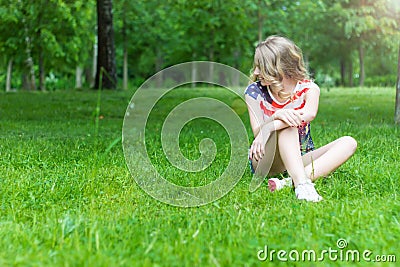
[251,35,308,100]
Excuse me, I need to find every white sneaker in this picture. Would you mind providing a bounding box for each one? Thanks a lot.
[295,181,323,202]
[268,177,293,192]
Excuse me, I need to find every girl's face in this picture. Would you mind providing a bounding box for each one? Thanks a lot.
[253,66,270,86]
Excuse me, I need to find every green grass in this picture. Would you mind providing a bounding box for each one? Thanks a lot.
[0,87,399,266]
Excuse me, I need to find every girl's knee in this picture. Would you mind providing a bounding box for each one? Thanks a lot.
[278,126,298,136]
[340,136,357,154]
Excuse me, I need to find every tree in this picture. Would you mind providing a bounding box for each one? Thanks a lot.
[121,0,129,90]
[95,0,117,89]
[339,0,400,87]
[396,43,400,124]
[70,1,96,89]
[114,0,145,90]
[19,0,37,90]
[0,0,95,91]
[2,0,399,91]
[0,1,23,91]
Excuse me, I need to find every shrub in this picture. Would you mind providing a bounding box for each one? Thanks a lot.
[364,75,397,87]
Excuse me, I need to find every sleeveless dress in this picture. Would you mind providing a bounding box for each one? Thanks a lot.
[245,80,318,173]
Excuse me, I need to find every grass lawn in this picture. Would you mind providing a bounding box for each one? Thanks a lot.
[0,86,399,266]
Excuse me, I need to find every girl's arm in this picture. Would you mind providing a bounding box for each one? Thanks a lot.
[245,94,303,137]
[246,95,295,160]
[245,94,274,137]
[258,84,320,131]
[265,85,320,129]
[300,85,320,123]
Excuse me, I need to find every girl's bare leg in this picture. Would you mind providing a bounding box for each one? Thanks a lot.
[275,127,310,187]
[251,130,357,183]
[302,136,357,181]
[251,131,279,178]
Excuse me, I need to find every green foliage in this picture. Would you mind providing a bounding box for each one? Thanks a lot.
[0,0,399,90]
[364,75,397,87]
[0,1,26,61]
[0,0,96,89]
[0,87,399,265]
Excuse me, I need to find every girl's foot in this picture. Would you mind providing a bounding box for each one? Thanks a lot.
[295,181,323,202]
[268,177,293,192]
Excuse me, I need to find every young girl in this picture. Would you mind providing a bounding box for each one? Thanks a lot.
[245,36,357,202]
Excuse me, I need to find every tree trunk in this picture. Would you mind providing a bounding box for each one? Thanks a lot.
[122,4,128,90]
[209,41,214,85]
[39,50,46,91]
[84,67,93,88]
[340,58,346,86]
[92,35,97,88]
[304,54,309,73]
[22,74,30,90]
[6,59,13,92]
[123,48,128,90]
[232,49,240,87]
[24,51,36,90]
[358,43,365,87]
[24,32,36,91]
[76,66,83,89]
[155,46,163,88]
[95,0,117,89]
[19,0,36,90]
[395,43,400,124]
[348,60,353,87]
[258,0,263,43]
[37,4,46,91]
[191,53,197,88]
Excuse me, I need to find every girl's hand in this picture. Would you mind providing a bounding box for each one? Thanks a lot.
[273,109,303,127]
[249,127,271,161]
